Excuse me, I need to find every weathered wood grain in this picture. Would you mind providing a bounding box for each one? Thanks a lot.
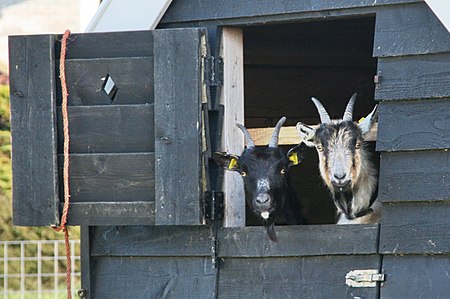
[92,256,216,299]
[9,35,60,226]
[379,202,450,254]
[161,0,420,23]
[218,225,379,257]
[59,153,154,203]
[66,202,155,226]
[56,105,154,154]
[381,255,450,299]
[54,30,153,59]
[56,57,154,106]
[378,150,450,202]
[376,99,450,151]
[218,255,380,299]
[374,3,450,57]
[154,28,205,225]
[375,53,450,100]
[219,27,246,228]
[90,226,211,256]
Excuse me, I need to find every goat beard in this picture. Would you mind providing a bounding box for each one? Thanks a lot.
[333,187,354,220]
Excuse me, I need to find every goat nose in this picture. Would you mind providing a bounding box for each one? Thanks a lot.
[256,194,270,204]
[333,173,346,180]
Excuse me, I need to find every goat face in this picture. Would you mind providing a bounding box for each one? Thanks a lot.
[297,94,378,219]
[230,146,292,217]
[214,117,306,241]
[314,120,363,192]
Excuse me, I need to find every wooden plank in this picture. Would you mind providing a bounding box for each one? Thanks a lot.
[9,35,60,226]
[66,202,155,226]
[92,256,216,299]
[219,27,246,228]
[376,99,450,151]
[60,153,154,203]
[161,0,420,24]
[218,225,379,257]
[154,28,205,225]
[378,151,450,202]
[56,57,154,106]
[90,226,211,256]
[54,30,153,59]
[374,3,450,57]
[379,202,450,254]
[57,105,154,154]
[375,53,450,101]
[248,125,377,145]
[218,255,380,299]
[80,226,93,299]
[381,255,450,299]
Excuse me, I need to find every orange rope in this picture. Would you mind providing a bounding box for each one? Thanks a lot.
[52,29,72,299]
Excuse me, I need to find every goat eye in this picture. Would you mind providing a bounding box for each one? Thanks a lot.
[316,144,323,152]
[240,171,247,177]
[355,142,361,149]
[280,169,286,175]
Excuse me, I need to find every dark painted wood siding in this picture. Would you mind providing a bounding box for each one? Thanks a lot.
[373,3,450,298]
[9,35,60,226]
[10,28,209,227]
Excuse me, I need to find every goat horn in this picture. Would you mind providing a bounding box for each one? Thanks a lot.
[311,97,331,124]
[236,123,255,149]
[268,116,286,148]
[343,93,357,122]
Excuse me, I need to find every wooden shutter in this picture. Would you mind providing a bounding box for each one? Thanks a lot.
[9,28,209,226]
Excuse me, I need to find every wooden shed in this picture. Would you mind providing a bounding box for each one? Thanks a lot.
[9,0,450,298]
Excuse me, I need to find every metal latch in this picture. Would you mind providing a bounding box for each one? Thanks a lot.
[345,269,385,288]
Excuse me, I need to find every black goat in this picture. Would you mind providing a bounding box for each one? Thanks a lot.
[213,117,307,241]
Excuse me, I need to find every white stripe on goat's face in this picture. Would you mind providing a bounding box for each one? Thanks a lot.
[315,120,363,192]
[296,94,379,222]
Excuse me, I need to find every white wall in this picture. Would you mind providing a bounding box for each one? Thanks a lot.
[0,0,99,73]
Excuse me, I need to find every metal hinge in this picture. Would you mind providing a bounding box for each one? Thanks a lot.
[204,56,223,86]
[204,191,224,222]
[345,269,386,288]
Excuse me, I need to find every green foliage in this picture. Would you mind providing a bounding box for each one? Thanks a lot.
[0,85,79,241]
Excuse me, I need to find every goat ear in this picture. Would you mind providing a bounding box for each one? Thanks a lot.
[287,143,308,167]
[296,122,316,147]
[358,105,378,137]
[213,152,241,171]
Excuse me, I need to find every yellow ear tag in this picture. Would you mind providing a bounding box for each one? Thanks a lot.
[289,152,299,165]
[358,117,365,124]
[228,157,238,170]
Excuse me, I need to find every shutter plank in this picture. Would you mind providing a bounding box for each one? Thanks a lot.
[66,202,155,226]
[61,153,154,203]
[154,29,205,225]
[9,35,59,226]
[56,57,154,106]
[56,105,154,154]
